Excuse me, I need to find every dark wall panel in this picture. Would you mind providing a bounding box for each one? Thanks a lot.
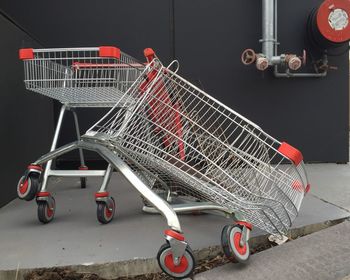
[0,0,348,164]
[0,0,173,163]
[0,0,172,62]
[0,15,53,207]
[0,0,173,164]
[174,0,349,163]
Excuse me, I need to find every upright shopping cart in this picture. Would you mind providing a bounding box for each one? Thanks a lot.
[18,46,144,224]
[18,48,309,279]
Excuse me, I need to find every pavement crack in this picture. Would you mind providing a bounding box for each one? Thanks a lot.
[309,194,350,213]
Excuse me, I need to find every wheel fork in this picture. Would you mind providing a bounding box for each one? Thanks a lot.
[236,221,252,247]
[23,165,42,181]
[95,192,114,212]
[36,192,55,210]
[164,230,188,266]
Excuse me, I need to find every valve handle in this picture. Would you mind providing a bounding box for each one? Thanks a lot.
[301,49,307,66]
[241,49,257,65]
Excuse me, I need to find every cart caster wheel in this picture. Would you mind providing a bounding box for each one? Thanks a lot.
[157,243,195,279]
[37,196,55,224]
[97,197,115,224]
[221,224,250,263]
[80,177,87,189]
[17,174,40,201]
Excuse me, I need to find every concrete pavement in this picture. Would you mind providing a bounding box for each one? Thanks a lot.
[0,172,348,271]
[196,220,350,280]
[0,162,349,279]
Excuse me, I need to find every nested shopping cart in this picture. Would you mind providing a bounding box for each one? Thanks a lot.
[18,46,144,224]
[18,48,310,279]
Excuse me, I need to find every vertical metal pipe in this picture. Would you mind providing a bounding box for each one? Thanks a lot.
[274,0,278,57]
[262,0,275,62]
[72,109,86,166]
[98,164,113,192]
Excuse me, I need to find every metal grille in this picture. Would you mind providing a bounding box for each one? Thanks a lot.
[22,47,144,107]
[85,59,308,236]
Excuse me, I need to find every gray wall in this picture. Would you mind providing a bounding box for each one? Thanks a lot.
[0,0,348,170]
[0,14,54,207]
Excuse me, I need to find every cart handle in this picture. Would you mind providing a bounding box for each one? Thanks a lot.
[143,48,180,74]
[19,46,121,60]
[71,62,145,70]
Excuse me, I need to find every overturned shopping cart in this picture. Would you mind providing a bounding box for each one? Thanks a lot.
[18,46,144,223]
[18,48,310,278]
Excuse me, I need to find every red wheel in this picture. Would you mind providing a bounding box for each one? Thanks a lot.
[97,197,115,224]
[221,225,250,263]
[37,197,55,224]
[17,174,40,201]
[157,243,195,279]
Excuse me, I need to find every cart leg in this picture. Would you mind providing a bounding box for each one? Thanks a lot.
[40,105,66,192]
[97,164,113,193]
[58,141,195,278]
[80,141,183,232]
[72,109,87,188]
[102,149,194,277]
[33,142,80,166]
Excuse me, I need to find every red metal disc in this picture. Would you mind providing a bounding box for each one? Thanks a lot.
[105,200,114,218]
[317,0,350,43]
[164,253,189,274]
[19,180,29,195]
[233,232,247,256]
[46,204,54,217]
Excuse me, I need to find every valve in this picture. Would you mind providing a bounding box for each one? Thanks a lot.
[315,59,338,71]
[286,55,302,70]
[256,56,269,71]
[241,49,257,65]
[301,49,307,66]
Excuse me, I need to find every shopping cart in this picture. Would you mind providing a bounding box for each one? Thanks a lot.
[18,48,310,279]
[18,46,144,224]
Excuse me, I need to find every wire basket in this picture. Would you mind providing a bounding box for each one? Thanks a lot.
[19,46,144,107]
[85,58,309,236]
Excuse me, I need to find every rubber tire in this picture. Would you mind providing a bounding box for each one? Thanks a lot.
[17,174,40,201]
[222,225,250,263]
[97,197,115,224]
[157,243,195,279]
[37,197,55,224]
[221,224,234,259]
[80,177,86,189]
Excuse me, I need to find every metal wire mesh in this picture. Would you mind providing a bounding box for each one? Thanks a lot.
[85,59,308,236]
[22,47,144,107]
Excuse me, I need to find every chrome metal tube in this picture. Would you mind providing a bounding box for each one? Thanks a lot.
[33,142,79,165]
[72,110,86,166]
[142,202,232,214]
[274,66,328,78]
[39,105,66,191]
[262,0,275,62]
[80,141,183,233]
[98,164,113,192]
[274,0,278,57]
